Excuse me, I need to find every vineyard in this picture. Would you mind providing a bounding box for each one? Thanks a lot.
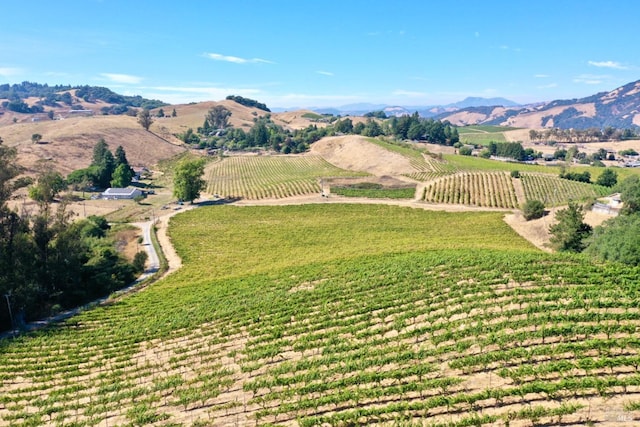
[520,172,611,206]
[205,155,367,199]
[1,205,640,426]
[422,171,519,208]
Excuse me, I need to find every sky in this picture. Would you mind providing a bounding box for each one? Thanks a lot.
[1,0,640,109]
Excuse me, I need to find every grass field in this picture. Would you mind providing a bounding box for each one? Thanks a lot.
[2,204,640,426]
[330,186,416,199]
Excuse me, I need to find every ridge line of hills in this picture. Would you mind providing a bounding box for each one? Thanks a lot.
[3,79,640,130]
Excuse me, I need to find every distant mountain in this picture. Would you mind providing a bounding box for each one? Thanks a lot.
[447,97,519,109]
[437,80,640,129]
[295,97,519,118]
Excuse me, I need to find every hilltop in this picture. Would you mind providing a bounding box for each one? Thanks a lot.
[438,80,640,129]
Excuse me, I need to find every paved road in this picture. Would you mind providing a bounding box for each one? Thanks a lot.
[132,220,160,277]
[0,220,162,339]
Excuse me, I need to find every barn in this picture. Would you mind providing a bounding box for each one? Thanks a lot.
[101,187,143,200]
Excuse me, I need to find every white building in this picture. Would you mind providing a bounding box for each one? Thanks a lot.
[101,187,143,200]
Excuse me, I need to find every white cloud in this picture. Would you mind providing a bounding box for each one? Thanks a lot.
[316,71,334,76]
[588,60,628,70]
[100,73,143,84]
[534,74,550,78]
[392,90,426,97]
[204,52,274,64]
[142,85,262,104]
[0,67,22,77]
[574,74,609,85]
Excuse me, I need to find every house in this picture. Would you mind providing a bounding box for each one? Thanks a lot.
[592,193,622,216]
[101,187,143,200]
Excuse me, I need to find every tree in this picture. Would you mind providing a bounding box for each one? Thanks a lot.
[206,105,232,129]
[173,158,206,203]
[114,145,134,177]
[362,119,383,137]
[171,108,177,117]
[595,168,617,187]
[618,175,640,215]
[334,118,353,134]
[523,200,545,221]
[586,214,640,265]
[549,202,592,252]
[92,139,110,165]
[28,170,67,204]
[137,108,154,131]
[110,163,133,188]
[156,108,165,118]
[31,133,42,144]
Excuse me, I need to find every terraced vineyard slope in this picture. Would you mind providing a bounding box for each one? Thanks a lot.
[1,205,640,426]
[421,171,518,208]
[205,155,367,199]
[520,172,611,206]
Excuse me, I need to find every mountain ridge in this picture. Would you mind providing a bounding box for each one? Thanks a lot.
[437,80,640,129]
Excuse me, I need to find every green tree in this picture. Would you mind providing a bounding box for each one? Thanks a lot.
[249,122,269,146]
[156,108,165,118]
[459,146,473,156]
[114,145,134,176]
[137,108,154,131]
[110,163,133,188]
[362,119,383,137]
[523,199,545,221]
[31,133,42,144]
[618,175,640,215]
[334,118,353,134]
[28,170,67,203]
[206,105,232,129]
[173,158,206,203]
[407,121,424,140]
[171,108,177,117]
[586,214,640,265]
[595,168,617,187]
[549,202,592,252]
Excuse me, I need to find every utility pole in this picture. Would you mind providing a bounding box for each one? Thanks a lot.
[4,294,14,331]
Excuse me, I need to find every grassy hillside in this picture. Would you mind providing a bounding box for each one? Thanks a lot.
[2,205,640,426]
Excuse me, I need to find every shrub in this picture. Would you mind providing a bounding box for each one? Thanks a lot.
[133,251,148,273]
[459,147,473,156]
[522,199,545,221]
[511,170,520,178]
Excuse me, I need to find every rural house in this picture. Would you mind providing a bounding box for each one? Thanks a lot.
[101,187,143,200]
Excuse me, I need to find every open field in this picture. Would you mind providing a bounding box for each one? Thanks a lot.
[2,205,640,426]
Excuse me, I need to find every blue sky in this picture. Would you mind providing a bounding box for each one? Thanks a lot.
[1,0,639,108]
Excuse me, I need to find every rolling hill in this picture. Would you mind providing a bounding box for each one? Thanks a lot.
[439,80,640,129]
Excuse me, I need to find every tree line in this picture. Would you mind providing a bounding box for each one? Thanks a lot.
[529,127,638,144]
[0,138,146,332]
[177,104,459,154]
[547,174,640,264]
[0,82,166,116]
[67,140,136,190]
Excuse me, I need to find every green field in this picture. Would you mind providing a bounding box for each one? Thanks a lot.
[330,186,416,198]
[3,204,640,426]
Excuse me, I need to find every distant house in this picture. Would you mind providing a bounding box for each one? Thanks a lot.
[101,187,143,200]
[592,193,622,216]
